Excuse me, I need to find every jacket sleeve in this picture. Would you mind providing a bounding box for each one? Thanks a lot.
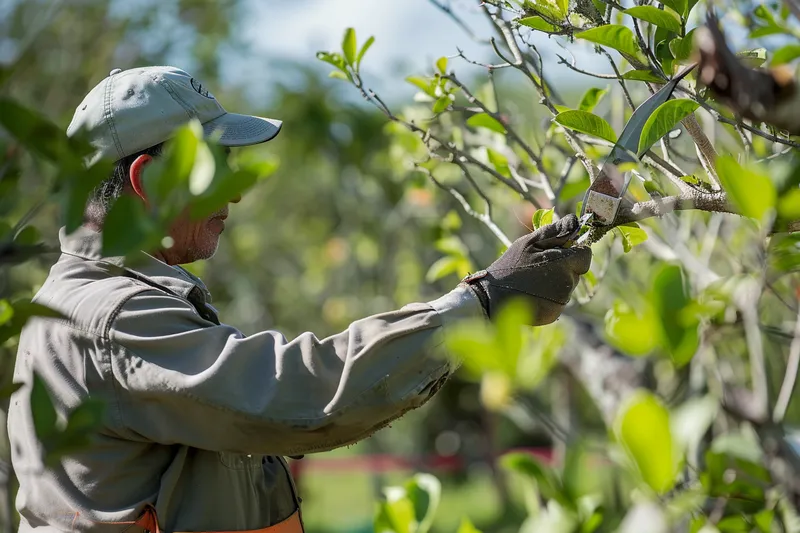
[107,286,483,456]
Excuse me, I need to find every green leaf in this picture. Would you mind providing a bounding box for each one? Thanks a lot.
[443,321,504,377]
[0,301,63,344]
[466,113,507,134]
[102,195,157,257]
[433,95,452,114]
[579,87,608,113]
[652,264,698,366]
[616,222,648,252]
[61,156,114,233]
[405,473,441,533]
[750,24,786,38]
[638,99,699,155]
[605,300,659,355]
[406,76,436,97]
[14,225,40,246]
[328,70,351,82]
[669,29,696,61]
[615,391,679,493]
[523,0,566,21]
[684,0,701,18]
[315,51,347,72]
[625,6,682,33]
[754,4,779,25]
[342,28,357,66]
[716,155,776,222]
[0,382,22,399]
[778,188,800,225]
[575,25,644,62]
[754,510,774,532]
[532,208,555,229]
[494,298,532,377]
[457,517,483,533]
[375,488,415,533]
[621,69,664,83]
[426,256,460,282]
[0,97,92,164]
[736,48,768,68]
[500,452,568,507]
[31,373,58,442]
[771,43,800,66]
[555,0,569,17]
[554,110,617,143]
[659,0,687,18]
[518,16,558,32]
[435,56,448,74]
[0,300,13,326]
[357,36,375,70]
[486,148,511,177]
[45,398,105,464]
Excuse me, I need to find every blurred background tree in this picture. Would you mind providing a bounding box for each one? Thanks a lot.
[2,0,800,532]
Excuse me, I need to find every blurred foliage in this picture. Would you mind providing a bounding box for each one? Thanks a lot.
[2,0,800,532]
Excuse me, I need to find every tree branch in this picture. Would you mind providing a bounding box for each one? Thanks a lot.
[773,306,800,423]
[445,72,556,200]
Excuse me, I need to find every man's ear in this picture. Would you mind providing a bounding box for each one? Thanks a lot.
[129,154,153,203]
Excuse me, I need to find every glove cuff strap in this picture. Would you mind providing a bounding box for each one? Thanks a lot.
[459,270,491,319]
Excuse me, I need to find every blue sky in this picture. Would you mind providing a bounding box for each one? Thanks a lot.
[226,0,602,104]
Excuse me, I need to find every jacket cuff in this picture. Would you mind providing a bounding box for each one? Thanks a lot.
[426,285,486,329]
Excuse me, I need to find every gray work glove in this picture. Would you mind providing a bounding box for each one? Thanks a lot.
[459,214,592,325]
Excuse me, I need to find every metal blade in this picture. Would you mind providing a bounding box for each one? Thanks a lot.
[580,64,697,225]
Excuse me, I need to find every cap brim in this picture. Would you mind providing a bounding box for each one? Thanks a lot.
[202,112,282,147]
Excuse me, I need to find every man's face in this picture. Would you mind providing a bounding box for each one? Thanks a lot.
[129,148,238,265]
[166,205,229,264]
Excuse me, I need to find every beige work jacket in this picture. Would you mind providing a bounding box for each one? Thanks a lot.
[8,225,482,532]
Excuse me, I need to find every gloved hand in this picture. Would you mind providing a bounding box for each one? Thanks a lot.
[459,214,592,325]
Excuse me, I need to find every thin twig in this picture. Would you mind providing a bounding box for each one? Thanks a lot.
[773,306,800,423]
[554,157,577,199]
[598,48,636,111]
[633,19,663,73]
[455,47,512,69]
[424,166,513,247]
[446,72,555,199]
[428,0,491,43]
[556,55,620,79]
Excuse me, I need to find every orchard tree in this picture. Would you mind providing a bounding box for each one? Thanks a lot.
[318,1,800,531]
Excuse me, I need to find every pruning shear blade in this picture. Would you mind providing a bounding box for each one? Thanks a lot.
[577,64,697,230]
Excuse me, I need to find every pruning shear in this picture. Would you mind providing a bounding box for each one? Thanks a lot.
[565,64,697,246]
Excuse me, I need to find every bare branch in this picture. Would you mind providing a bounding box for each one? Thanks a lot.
[422,165,513,247]
[681,113,721,190]
[556,54,621,80]
[445,72,556,200]
[598,48,635,111]
[773,306,800,423]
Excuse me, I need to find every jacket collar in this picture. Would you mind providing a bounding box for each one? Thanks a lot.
[59,225,213,303]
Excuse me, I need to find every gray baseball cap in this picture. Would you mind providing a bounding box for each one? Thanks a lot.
[67,66,282,164]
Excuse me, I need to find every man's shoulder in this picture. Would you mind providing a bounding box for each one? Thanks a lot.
[33,254,166,337]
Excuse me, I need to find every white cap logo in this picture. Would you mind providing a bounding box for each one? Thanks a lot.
[191,78,215,100]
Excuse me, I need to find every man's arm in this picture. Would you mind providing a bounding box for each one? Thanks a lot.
[108,285,482,456]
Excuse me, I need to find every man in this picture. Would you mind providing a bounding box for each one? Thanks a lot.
[8,66,591,533]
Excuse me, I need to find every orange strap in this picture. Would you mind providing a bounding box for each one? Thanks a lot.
[85,505,303,533]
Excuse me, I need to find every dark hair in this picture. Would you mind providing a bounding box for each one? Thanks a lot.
[84,143,164,227]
